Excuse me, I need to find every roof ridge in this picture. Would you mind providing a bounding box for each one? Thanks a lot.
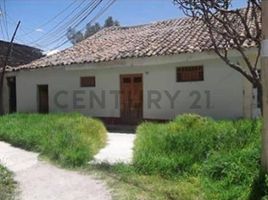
[104,16,192,30]
[13,11,258,71]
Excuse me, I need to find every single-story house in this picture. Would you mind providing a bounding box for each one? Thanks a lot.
[3,16,260,124]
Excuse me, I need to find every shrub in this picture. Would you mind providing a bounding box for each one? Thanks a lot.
[134,114,216,175]
[0,113,107,167]
[133,114,262,199]
[201,147,260,200]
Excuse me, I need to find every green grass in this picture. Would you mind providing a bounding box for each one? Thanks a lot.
[0,113,264,199]
[0,165,16,200]
[0,113,107,167]
[88,163,205,200]
[131,114,263,200]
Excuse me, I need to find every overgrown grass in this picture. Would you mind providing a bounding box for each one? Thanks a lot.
[88,163,205,200]
[0,113,107,167]
[133,114,263,200]
[1,113,264,199]
[0,165,16,200]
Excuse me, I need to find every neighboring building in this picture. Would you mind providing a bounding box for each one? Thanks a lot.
[3,17,259,124]
[0,40,43,68]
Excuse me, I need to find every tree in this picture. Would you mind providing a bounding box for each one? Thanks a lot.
[172,0,268,171]
[66,16,120,45]
[174,0,262,108]
[66,27,84,44]
[103,16,120,27]
[84,22,101,39]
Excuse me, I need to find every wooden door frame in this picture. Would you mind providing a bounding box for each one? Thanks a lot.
[120,73,143,124]
[37,84,49,113]
[7,76,17,113]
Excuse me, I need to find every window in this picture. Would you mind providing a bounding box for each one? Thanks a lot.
[176,66,204,82]
[80,76,95,87]
[123,77,131,83]
[134,77,142,83]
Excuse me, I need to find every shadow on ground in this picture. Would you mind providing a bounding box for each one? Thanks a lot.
[106,125,136,133]
[249,171,268,200]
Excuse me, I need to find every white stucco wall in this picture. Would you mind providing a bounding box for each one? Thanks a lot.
[13,53,246,120]
[144,64,243,119]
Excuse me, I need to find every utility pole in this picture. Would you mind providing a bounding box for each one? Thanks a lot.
[0,21,20,115]
[261,0,268,172]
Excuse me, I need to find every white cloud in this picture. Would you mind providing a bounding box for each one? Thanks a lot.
[35,28,44,32]
[45,49,60,56]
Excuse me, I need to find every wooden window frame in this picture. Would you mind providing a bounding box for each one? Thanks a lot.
[176,66,204,82]
[80,76,96,87]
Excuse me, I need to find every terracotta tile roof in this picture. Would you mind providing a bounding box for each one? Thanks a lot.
[14,15,257,71]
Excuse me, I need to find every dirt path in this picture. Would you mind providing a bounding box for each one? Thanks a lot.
[0,141,111,200]
[93,132,136,164]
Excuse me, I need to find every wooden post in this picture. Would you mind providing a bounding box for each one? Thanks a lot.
[261,0,268,172]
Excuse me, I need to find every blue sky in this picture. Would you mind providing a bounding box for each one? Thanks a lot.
[1,0,246,53]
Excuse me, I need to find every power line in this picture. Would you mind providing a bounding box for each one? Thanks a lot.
[20,0,78,37]
[3,0,103,56]
[40,0,103,48]
[72,0,103,30]
[11,0,105,51]
[28,0,90,42]
[0,6,6,40]
[0,19,4,40]
[3,0,9,39]
[5,14,45,49]
[0,3,9,40]
[4,16,45,59]
[33,0,103,44]
[48,0,116,51]
[2,0,116,56]
[47,0,116,52]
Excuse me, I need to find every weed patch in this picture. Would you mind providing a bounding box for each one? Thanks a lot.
[133,114,262,199]
[0,165,16,200]
[0,113,107,167]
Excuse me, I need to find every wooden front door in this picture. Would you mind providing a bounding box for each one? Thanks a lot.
[38,85,49,113]
[120,74,143,124]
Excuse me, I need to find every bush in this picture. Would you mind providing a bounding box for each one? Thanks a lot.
[0,113,107,167]
[0,165,16,200]
[133,114,262,199]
